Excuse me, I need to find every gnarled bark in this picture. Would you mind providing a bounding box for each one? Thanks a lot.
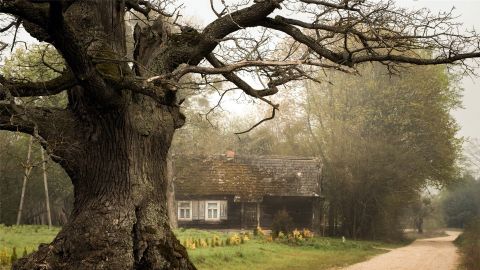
[14,102,193,270]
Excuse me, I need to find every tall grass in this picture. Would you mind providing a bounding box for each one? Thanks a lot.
[455,219,480,270]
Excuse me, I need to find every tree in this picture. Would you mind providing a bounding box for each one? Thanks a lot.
[0,132,72,226]
[304,62,462,239]
[442,174,480,228]
[0,0,480,269]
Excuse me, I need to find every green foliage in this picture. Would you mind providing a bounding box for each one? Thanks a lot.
[1,45,67,108]
[304,63,462,240]
[0,45,73,226]
[455,219,480,270]
[442,175,480,228]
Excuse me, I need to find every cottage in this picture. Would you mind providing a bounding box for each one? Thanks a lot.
[173,154,323,229]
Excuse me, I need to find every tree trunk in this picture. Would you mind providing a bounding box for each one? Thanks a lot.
[14,105,194,269]
[12,1,193,268]
[16,136,34,225]
[167,155,178,229]
[41,147,53,228]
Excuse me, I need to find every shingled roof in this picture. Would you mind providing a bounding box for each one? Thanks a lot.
[174,155,322,202]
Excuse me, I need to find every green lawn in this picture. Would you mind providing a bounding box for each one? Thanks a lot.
[176,229,399,270]
[0,225,60,254]
[0,225,400,270]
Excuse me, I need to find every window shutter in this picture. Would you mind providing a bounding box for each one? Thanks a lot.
[192,201,199,220]
[199,201,205,219]
[220,201,228,220]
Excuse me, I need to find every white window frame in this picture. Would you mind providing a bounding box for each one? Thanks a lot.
[205,201,221,221]
[177,201,192,221]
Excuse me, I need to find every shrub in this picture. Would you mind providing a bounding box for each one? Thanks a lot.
[200,239,208,248]
[229,234,241,245]
[271,209,293,237]
[10,247,18,264]
[0,248,9,266]
[457,219,480,270]
[302,229,314,239]
[213,235,221,247]
[291,229,303,242]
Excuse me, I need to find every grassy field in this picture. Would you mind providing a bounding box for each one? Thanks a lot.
[0,225,400,270]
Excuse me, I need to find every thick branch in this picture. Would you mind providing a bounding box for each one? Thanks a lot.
[182,0,283,62]
[0,1,48,28]
[0,72,76,100]
[125,0,174,18]
[202,0,283,41]
[206,54,279,100]
[260,18,345,64]
[0,103,73,138]
[103,75,176,105]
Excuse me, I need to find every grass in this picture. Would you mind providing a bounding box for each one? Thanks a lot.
[0,225,402,270]
[0,225,61,269]
[455,219,480,270]
[0,225,60,253]
[175,228,401,270]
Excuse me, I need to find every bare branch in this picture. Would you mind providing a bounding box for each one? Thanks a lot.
[235,106,277,135]
[165,59,349,79]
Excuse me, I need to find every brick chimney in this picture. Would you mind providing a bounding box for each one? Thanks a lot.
[226,150,235,158]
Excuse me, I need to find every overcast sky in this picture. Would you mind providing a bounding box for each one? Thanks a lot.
[180,0,480,141]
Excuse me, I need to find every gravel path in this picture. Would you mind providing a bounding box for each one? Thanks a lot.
[340,231,461,270]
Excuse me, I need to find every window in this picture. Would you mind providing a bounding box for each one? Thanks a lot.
[205,201,220,221]
[178,201,192,220]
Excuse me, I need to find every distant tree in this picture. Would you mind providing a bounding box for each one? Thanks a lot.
[304,62,462,239]
[442,174,480,228]
[410,197,433,234]
[0,46,71,226]
[1,0,480,268]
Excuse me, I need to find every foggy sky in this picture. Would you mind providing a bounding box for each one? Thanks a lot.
[182,0,480,141]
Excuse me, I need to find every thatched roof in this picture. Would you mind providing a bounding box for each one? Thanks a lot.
[174,155,322,202]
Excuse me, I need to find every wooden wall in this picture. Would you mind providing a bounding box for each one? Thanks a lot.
[176,195,316,230]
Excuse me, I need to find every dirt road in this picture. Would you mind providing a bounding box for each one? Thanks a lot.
[341,231,461,270]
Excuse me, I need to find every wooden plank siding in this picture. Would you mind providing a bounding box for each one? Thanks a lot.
[176,195,319,230]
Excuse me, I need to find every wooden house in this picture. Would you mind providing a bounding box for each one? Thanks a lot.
[173,154,323,229]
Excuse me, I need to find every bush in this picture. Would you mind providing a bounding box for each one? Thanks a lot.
[229,234,241,245]
[271,209,293,237]
[0,248,9,266]
[10,247,18,264]
[457,219,480,270]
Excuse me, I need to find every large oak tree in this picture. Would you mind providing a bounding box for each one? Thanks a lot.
[0,0,480,269]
